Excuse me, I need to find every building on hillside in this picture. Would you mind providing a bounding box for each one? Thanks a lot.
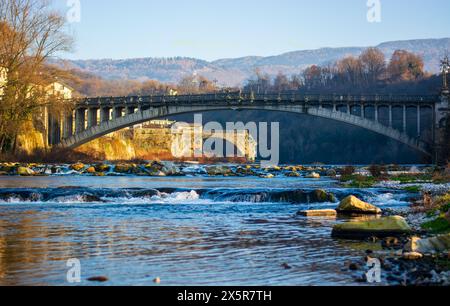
[42,80,75,146]
[0,67,7,97]
[44,81,74,100]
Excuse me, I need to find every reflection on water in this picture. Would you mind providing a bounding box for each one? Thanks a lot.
[0,176,411,286]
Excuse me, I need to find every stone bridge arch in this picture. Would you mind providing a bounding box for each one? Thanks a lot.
[59,104,432,157]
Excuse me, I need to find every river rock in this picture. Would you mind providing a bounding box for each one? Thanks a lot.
[404,233,450,254]
[306,172,321,179]
[206,165,232,176]
[70,163,85,172]
[403,252,424,260]
[95,164,111,172]
[17,166,35,176]
[86,167,96,174]
[326,169,337,177]
[114,163,133,174]
[286,171,301,177]
[160,161,181,176]
[260,173,275,179]
[332,216,411,239]
[336,195,382,215]
[297,209,337,217]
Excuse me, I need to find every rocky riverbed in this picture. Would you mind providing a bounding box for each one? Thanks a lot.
[0,161,448,286]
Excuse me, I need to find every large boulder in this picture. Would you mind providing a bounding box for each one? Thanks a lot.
[404,234,450,254]
[332,216,411,239]
[336,195,382,215]
[17,166,35,176]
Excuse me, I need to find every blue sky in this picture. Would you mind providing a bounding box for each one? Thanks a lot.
[54,0,450,61]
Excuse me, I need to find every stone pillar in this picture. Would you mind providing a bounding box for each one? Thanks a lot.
[113,107,123,119]
[76,108,86,133]
[63,113,74,139]
[403,105,407,132]
[48,114,61,145]
[417,105,421,137]
[389,105,393,128]
[88,108,98,128]
[126,106,135,115]
[100,107,110,123]
[347,104,351,114]
[361,104,365,119]
[374,105,379,122]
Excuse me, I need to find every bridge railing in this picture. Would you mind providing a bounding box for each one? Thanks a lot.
[76,92,439,107]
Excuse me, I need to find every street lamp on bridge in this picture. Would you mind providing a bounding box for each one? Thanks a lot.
[441,55,450,94]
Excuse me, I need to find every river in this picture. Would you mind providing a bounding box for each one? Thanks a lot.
[0,174,414,286]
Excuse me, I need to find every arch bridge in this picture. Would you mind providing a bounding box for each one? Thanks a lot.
[47,92,450,163]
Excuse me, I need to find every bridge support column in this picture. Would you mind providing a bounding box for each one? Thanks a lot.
[113,107,123,119]
[63,112,74,139]
[403,105,407,132]
[374,105,379,122]
[47,113,61,146]
[75,108,86,133]
[100,107,111,123]
[361,105,365,119]
[417,106,421,137]
[88,108,98,128]
[389,106,393,128]
[126,106,136,115]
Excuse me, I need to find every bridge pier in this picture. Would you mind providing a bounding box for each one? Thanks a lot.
[402,105,407,133]
[113,107,123,119]
[100,107,111,123]
[76,108,86,133]
[126,106,136,115]
[88,108,98,128]
[63,113,74,139]
[47,113,61,146]
[389,106,393,128]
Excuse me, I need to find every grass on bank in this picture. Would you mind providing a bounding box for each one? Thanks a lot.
[421,193,450,234]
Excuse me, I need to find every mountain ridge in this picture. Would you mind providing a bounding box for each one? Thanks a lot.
[59,38,450,87]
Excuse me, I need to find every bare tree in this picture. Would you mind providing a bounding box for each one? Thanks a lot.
[360,47,386,86]
[0,0,73,153]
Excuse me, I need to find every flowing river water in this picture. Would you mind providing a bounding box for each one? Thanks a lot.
[0,173,414,286]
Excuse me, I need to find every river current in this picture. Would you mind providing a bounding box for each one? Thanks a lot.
[0,174,413,286]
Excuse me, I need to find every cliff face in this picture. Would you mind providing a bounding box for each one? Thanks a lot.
[75,129,174,161]
[15,122,46,155]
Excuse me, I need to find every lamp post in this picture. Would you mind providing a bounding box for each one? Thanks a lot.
[441,55,449,94]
